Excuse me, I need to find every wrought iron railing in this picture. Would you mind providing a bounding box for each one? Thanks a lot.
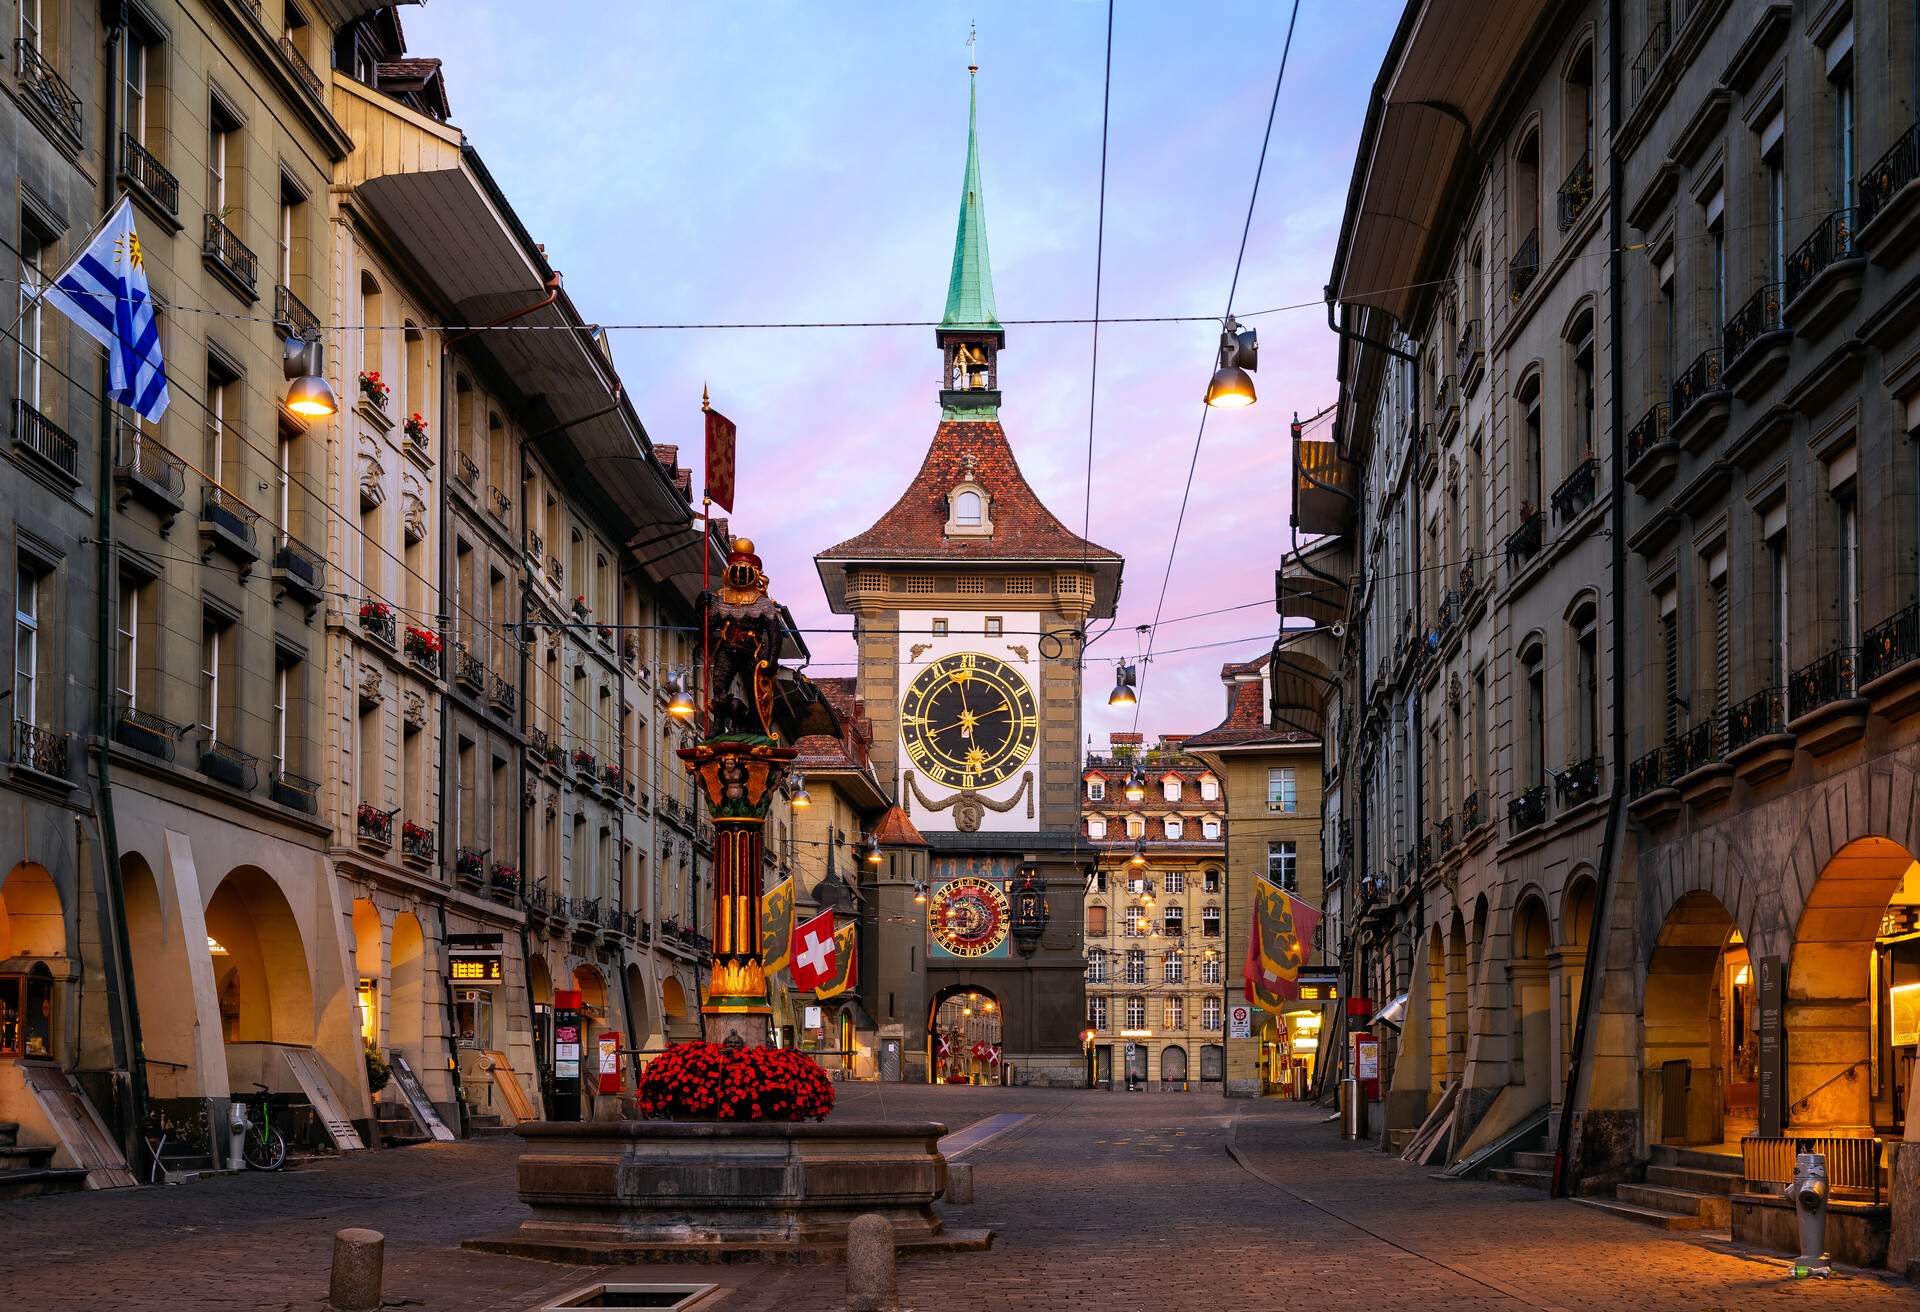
[454,847,486,886]
[1674,719,1722,777]
[1433,814,1455,858]
[269,769,318,814]
[120,132,179,215]
[1861,121,1920,231]
[1456,318,1482,380]
[1788,646,1859,721]
[527,726,558,764]
[11,719,69,779]
[1557,149,1594,230]
[272,533,324,595]
[1629,743,1675,799]
[1626,401,1669,467]
[356,600,397,647]
[1550,456,1598,523]
[203,212,258,292]
[114,425,185,500]
[487,671,517,715]
[1631,20,1670,104]
[1460,790,1483,833]
[456,451,479,490]
[1554,755,1603,806]
[1725,686,1786,754]
[1670,347,1724,426]
[201,486,259,551]
[1505,507,1544,568]
[1862,601,1920,685]
[454,642,486,693]
[1722,282,1783,361]
[1509,227,1541,301]
[1785,208,1858,306]
[198,738,258,791]
[489,485,512,519]
[14,38,82,143]
[278,35,324,99]
[113,703,181,760]
[12,399,78,480]
[1508,784,1548,834]
[274,283,320,341]
[403,626,441,675]
[401,821,436,864]
[356,803,395,847]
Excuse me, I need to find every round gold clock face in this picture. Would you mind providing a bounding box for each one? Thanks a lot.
[930,876,1011,957]
[900,651,1038,791]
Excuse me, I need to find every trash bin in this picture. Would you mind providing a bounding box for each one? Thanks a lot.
[1340,1077,1368,1140]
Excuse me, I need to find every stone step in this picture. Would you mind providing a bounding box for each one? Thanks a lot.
[1573,1196,1712,1229]
[1615,1182,1732,1225]
[0,1144,55,1170]
[0,1167,89,1201]
[1646,1163,1739,1194]
[1486,1166,1551,1190]
[1510,1150,1556,1172]
[1648,1144,1742,1175]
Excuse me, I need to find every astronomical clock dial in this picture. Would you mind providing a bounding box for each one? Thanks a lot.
[900,651,1038,791]
[930,876,1011,957]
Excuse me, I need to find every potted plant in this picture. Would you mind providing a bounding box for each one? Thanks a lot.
[402,411,428,445]
[635,1042,835,1122]
[404,625,441,662]
[365,1042,392,1095]
[573,747,596,771]
[358,370,390,409]
[572,594,592,621]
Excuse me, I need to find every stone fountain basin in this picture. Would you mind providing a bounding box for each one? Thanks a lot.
[463,1118,993,1264]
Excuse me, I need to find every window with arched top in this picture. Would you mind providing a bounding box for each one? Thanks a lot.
[945,482,992,536]
[954,490,981,525]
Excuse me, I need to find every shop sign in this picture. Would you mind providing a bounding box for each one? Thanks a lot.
[1757,956,1783,1138]
[449,953,503,983]
[555,1023,582,1079]
[1228,1004,1253,1039]
[1354,1034,1380,1081]
[804,1005,823,1030]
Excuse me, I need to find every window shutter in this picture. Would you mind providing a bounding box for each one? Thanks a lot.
[1713,579,1731,731]
[1662,610,1680,743]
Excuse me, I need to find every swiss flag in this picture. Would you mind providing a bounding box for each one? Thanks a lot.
[789,909,837,992]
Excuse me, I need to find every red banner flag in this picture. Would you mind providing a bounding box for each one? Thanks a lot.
[789,909,836,992]
[704,405,737,512]
[1244,877,1319,1012]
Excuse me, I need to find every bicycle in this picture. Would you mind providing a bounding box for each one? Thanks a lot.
[235,1082,287,1172]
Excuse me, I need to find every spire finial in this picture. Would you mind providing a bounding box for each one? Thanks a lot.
[966,21,978,76]
[701,383,710,413]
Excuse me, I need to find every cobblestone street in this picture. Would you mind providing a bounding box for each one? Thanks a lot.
[0,1087,1912,1310]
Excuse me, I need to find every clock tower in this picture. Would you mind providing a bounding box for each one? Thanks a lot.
[815,64,1122,1086]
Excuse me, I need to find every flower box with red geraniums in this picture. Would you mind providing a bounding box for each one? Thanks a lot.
[572,595,592,620]
[489,862,519,888]
[359,370,390,409]
[572,748,597,772]
[404,625,441,660]
[402,412,428,445]
[454,848,485,878]
[636,1042,835,1123]
[359,600,392,622]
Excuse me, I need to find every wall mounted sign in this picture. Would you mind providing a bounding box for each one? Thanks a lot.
[1757,956,1783,1138]
[449,953,503,984]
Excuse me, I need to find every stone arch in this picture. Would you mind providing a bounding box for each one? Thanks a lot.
[1560,867,1598,947]
[1508,893,1552,1098]
[660,974,687,1022]
[1641,889,1742,1147]
[205,865,316,1050]
[351,898,383,1047]
[624,962,654,1051]
[389,912,427,1060]
[1160,1044,1189,1086]
[1444,909,1468,1084]
[121,853,201,1096]
[0,863,64,958]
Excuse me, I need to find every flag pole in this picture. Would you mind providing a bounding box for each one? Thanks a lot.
[699,385,713,738]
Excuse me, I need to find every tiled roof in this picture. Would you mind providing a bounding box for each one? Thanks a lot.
[817,421,1120,565]
[1185,655,1313,749]
[871,805,928,848]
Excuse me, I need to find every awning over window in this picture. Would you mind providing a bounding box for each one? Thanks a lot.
[1276,536,1353,627]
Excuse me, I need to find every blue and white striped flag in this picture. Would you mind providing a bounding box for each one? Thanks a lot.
[41,197,170,421]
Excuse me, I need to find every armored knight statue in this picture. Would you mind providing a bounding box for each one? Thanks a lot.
[697,537,785,736]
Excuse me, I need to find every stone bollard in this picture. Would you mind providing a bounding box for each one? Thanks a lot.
[329,1227,385,1312]
[845,1212,898,1312]
[945,1161,974,1205]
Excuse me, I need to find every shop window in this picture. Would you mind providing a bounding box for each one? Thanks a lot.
[0,967,55,1058]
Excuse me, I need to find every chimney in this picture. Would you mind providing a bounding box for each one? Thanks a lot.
[654,443,679,472]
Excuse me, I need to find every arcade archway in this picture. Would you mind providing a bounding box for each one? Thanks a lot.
[929,985,1002,1084]
[1642,890,1745,1147]
[1509,894,1551,1099]
[389,913,427,1058]
[0,864,65,1064]
[205,865,315,1094]
[1789,835,1920,1135]
[351,899,382,1047]
[122,854,197,1096]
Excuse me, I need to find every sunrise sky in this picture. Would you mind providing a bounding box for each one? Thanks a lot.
[404,2,1398,740]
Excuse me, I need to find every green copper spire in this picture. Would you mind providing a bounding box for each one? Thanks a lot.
[942,76,1000,332]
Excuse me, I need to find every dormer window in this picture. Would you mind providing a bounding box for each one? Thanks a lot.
[945,457,994,538]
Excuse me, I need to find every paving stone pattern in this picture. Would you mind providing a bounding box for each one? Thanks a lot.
[0,1088,1911,1310]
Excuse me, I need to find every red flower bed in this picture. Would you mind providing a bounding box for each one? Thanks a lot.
[636,1042,834,1122]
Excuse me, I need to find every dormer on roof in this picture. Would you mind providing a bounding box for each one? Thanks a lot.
[944,451,994,538]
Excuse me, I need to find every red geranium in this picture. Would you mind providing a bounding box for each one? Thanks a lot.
[636,1041,835,1122]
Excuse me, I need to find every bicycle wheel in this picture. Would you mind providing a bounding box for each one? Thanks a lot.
[243,1127,287,1172]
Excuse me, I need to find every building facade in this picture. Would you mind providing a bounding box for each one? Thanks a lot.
[1080,734,1229,1091]
[814,70,1120,1087]
[1313,0,1920,1270]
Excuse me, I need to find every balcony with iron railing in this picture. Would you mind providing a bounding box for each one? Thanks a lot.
[454,847,486,888]
[1863,601,1920,711]
[1630,20,1670,106]
[14,38,82,145]
[1783,207,1858,312]
[1673,719,1722,780]
[1556,150,1594,231]
[489,862,519,902]
[11,720,70,783]
[278,35,325,99]
[269,769,318,814]
[12,398,79,484]
[1432,814,1456,859]
[198,738,258,792]
[1629,743,1676,801]
[453,643,486,694]
[113,702,181,761]
[527,725,559,766]
[356,600,397,648]
[1722,282,1784,368]
[1726,685,1787,755]
[273,283,320,341]
[1460,789,1483,834]
[113,424,186,519]
[1550,456,1598,524]
[487,671,517,716]
[1625,401,1670,470]
[1507,783,1548,835]
[1669,347,1727,444]
[1505,505,1544,570]
[456,451,479,491]
[403,625,442,676]
[199,486,260,564]
[1456,318,1484,389]
[271,533,325,606]
[401,821,436,866]
[356,803,395,849]
[1859,120,1920,243]
[1554,755,1604,808]
[119,132,179,219]
[1508,228,1540,302]
[1788,645,1868,756]
[202,212,258,297]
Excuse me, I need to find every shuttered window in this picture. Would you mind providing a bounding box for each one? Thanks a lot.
[1661,606,1681,744]
[1713,578,1731,730]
